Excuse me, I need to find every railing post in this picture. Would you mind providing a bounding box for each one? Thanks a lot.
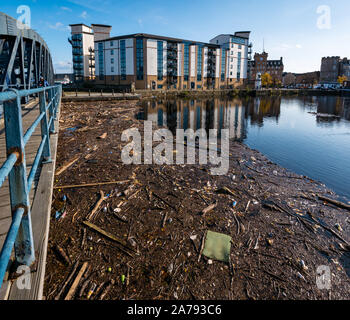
[48,88,55,133]
[39,89,51,162]
[3,90,35,268]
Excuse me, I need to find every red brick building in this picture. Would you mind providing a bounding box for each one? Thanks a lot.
[248,52,284,86]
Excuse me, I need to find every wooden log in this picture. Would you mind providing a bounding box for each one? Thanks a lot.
[54,260,80,300]
[99,279,115,300]
[318,194,350,212]
[201,202,217,216]
[86,190,105,221]
[82,221,134,253]
[53,244,71,265]
[54,180,130,190]
[64,262,89,300]
[55,157,79,176]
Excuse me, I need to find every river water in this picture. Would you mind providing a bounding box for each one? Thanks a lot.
[140,95,350,202]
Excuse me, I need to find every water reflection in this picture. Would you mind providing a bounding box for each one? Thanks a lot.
[143,97,283,141]
[143,96,350,138]
[141,95,350,201]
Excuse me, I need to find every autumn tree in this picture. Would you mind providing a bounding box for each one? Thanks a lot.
[261,73,273,88]
[337,75,347,85]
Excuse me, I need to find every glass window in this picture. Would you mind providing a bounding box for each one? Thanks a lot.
[136,38,144,80]
[120,40,126,80]
[157,41,163,81]
[197,45,203,81]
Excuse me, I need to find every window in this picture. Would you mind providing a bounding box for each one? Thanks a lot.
[221,50,226,81]
[110,41,114,46]
[157,84,163,89]
[136,37,144,80]
[120,40,126,80]
[237,52,242,80]
[111,66,114,73]
[238,45,242,49]
[111,58,114,64]
[184,43,189,81]
[157,41,163,81]
[197,45,203,81]
[98,42,104,79]
[111,49,114,55]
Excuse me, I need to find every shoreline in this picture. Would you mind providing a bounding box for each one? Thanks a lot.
[44,99,350,300]
[61,87,350,103]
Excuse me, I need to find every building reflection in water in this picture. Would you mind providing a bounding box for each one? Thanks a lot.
[300,96,350,123]
[143,97,282,142]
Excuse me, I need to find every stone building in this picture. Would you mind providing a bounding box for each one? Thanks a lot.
[247,52,284,86]
[320,56,350,83]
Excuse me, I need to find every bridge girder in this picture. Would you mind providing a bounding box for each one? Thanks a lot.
[0,12,54,92]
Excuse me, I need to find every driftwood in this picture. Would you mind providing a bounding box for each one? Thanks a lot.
[53,244,71,265]
[54,180,130,190]
[55,157,80,176]
[83,221,135,255]
[64,262,89,300]
[54,260,80,300]
[201,202,217,216]
[152,191,177,210]
[99,279,115,300]
[86,191,105,221]
[318,194,350,212]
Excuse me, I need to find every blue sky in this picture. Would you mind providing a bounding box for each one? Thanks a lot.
[1,0,350,74]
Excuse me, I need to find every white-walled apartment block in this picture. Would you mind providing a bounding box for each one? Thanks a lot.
[69,24,111,81]
[70,26,252,90]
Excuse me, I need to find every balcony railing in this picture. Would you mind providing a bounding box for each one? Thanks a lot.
[0,85,62,288]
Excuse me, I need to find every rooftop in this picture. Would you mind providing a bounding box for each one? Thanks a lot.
[99,33,220,47]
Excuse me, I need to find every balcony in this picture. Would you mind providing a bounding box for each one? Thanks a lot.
[73,56,83,63]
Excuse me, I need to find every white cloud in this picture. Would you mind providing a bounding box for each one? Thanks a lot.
[60,6,72,12]
[137,19,143,28]
[54,61,72,73]
[296,44,302,49]
[48,22,70,31]
[80,11,88,19]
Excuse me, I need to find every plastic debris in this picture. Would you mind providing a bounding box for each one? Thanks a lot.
[202,231,232,263]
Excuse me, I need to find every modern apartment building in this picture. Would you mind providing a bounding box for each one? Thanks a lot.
[94,31,252,90]
[247,52,284,85]
[69,23,111,81]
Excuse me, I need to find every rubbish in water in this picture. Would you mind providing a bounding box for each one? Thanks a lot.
[215,186,235,197]
[86,282,97,299]
[299,259,308,271]
[335,223,343,232]
[202,230,232,263]
[121,274,126,284]
[97,132,107,139]
[54,195,67,220]
[232,201,237,208]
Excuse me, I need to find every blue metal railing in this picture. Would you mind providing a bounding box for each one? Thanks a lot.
[0,85,62,288]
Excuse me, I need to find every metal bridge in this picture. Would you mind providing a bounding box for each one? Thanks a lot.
[0,12,61,299]
[0,12,54,91]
